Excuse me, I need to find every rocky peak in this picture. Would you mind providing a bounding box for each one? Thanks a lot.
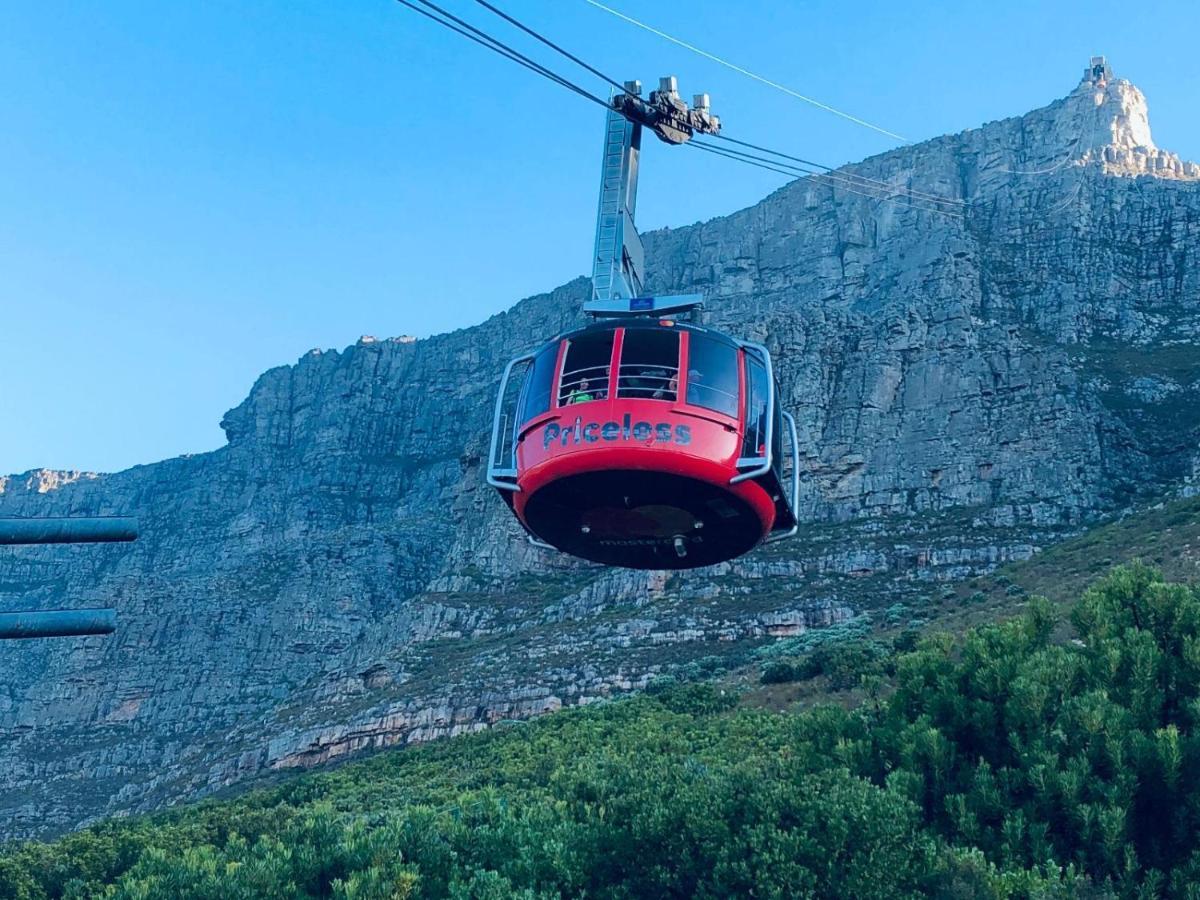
[1059,56,1197,179]
[3,469,101,495]
[941,57,1198,188]
[1,59,1199,841]
[1076,56,1155,151]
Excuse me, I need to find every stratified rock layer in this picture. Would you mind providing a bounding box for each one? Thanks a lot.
[2,66,1198,838]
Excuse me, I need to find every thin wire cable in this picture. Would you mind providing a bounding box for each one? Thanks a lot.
[471,0,961,206]
[410,0,610,109]
[1042,173,1086,217]
[691,139,964,218]
[472,0,953,207]
[396,0,611,112]
[714,134,966,206]
[398,0,960,218]
[711,139,965,209]
[471,0,636,98]
[685,140,801,179]
[581,0,908,143]
[685,140,965,220]
[696,141,964,220]
[407,0,963,211]
[998,136,1083,175]
[1048,181,1084,215]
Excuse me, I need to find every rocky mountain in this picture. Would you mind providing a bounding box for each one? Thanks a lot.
[2,60,1198,839]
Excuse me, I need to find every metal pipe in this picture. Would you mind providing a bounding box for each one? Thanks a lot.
[0,517,139,545]
[731,340,775,484]
[0,608,116,639]
[488,352,535,492]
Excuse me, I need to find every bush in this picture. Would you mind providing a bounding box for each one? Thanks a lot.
[760,660,800,684]
[648,682,737,716]
[9,566,1200,898]
[805,640,890,690]
[892,629,921,653]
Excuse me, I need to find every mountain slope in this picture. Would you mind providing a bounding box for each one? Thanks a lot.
[6,567,1200,896]
[1,60,1198,838]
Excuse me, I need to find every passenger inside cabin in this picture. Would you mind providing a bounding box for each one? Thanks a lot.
[637,366,673,399]
[567,379,596,404]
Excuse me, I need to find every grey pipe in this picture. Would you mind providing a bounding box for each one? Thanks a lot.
[0,608,116,639]
[0,517,139,545]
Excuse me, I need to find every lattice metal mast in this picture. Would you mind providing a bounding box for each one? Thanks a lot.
[585,76,720,318]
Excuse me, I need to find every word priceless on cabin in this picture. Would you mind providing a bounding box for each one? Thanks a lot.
[542,414,692,449]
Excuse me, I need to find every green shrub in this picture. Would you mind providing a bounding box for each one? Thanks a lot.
[7,566,1200,898]
[760,660,800,684]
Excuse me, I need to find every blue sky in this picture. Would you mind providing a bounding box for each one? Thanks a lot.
[2,0,1197,474]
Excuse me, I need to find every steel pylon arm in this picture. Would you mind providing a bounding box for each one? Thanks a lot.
[585,77,720,318]
[0,515,138,640]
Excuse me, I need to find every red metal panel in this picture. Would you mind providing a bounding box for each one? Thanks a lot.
[517,399,735,472]
[512,398,777,537]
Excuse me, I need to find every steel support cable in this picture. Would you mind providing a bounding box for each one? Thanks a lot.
[396,0,612,111]
[461,0,960,209]
[397,0,962,220]
[581,0,908,143]
[697,139,964,214]
[684,140,965,220]
[473,0,962,207]
[471,0,637,99]
[691,139,965,218]
[998,135,1084,175]
[714,133,966,206]
[405,0,964,211]
[684,139,801,179]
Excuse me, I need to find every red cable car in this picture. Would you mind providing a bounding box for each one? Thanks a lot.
[488,317,798,569]
[487,76,799,568]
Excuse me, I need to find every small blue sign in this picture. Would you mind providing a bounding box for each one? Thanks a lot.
[630,297,653,311]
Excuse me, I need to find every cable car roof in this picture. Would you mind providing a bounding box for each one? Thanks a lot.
[541,316,744,354]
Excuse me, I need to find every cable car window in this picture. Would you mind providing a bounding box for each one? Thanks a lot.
[686,333,739,417]
[617,329,680,400]
[558,331,613,406]
[518,344,558,423]
[742,355,769,458]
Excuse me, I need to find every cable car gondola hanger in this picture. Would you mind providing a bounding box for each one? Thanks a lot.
[488,78,799,569]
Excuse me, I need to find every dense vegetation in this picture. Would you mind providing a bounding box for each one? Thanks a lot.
[5,565,1200,898]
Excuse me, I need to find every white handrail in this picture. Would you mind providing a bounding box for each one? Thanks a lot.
[486,351,536,491]
[730,340,775,484]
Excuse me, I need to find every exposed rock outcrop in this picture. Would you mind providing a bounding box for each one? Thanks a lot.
[2,62,1198,838]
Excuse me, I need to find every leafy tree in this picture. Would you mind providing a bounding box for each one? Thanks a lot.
[5,566,1200,897]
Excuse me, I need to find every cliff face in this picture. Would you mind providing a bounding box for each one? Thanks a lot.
[2,65,1199,838]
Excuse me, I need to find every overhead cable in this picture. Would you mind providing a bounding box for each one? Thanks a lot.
[998,135,1084,175]
[714,134,965,207]
[581,0,908,143]
[471,0,635,98]
[475,0,959,205]
[395,0,611,111]
[691,140,965,217]
[686,140,965,220]
[396,0,962,217]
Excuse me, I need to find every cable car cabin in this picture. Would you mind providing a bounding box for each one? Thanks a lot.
[488,318,799,569]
